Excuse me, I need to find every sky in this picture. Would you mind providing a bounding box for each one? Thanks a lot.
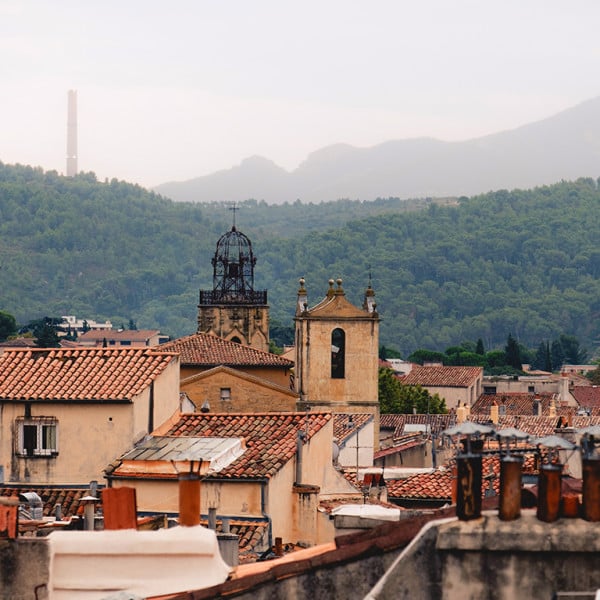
[1,0,600,189]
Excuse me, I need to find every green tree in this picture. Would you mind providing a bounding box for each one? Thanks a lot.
[34,321,60,347]
[587,365,600,385]
[475,338,485,355]
[505,334,522,370]
[0,310,17,341]
[378,368,447,414]
[558,334,587,365]
[407,349,447,365]
[551,340,565,369]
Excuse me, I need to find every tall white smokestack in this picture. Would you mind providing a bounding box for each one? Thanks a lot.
[67,90,78,177]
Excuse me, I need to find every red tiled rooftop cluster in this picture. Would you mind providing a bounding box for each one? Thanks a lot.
[164,412,331,479]
[471,392,561,416]
[0,348,176,401]
[571,386,600,411]
[400,366,482,388]
[387,454,537,501]
[0,486,95,517]
[160,333,293,368]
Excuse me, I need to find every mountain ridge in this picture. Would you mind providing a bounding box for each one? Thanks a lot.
[154,97,600,204]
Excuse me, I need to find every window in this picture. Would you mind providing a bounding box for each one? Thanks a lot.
[483,386,497,395]
[331,328,345,379]
[220,388,231,402]
[16,417,58,457]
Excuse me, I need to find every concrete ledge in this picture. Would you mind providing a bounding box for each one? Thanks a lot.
[436,510,600,553]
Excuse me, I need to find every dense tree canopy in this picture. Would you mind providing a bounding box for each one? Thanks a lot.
[1,163,599,360]
[0,310,17,341]
[379,368,447,414]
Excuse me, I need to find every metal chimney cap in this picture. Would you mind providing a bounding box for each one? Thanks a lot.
[442,421,495,438]
[496,427,530,440]
[533,435,575,449]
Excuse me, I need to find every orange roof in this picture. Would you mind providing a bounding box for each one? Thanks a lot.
[160,333,293,369]
[401,366,482,388]
[471,392,559,416]
[387,454,537,501]
[0,485,99,518]
[0,347,177,401]
[333,413,373,445]
[571,386,600,410]
[112,412,332,480]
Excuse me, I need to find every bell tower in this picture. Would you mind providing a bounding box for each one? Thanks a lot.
[294,277,380,446]
[197,213,269,352]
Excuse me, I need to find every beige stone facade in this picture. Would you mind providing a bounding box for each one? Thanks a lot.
[197,304,270,353]
[181,365,299,413]
[294,278,380,447]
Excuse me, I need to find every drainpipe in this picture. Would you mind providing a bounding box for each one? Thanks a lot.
[296,431,306,484]
[260,480,273,551]
[148,381,155,434]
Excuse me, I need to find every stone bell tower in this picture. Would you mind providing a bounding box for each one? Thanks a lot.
[197,218,269,352]
[294,277,380,445]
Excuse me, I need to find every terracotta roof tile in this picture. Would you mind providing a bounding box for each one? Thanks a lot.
[571,386,600,410]
[0,485,100,517]
[333,413,372,445]
[387,454,537,501]
[0,347,176,401]
[401,366,482,388]
[160,333,293,369]
[471,393,563,416]
[114,412,332,480]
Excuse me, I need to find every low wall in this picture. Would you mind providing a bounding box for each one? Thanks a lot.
[366,511,600,600]
[0,538,49,600]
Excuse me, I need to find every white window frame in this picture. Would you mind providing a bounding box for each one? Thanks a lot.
[15,417,59,457]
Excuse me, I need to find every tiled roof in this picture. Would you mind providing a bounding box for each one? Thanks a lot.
[401,366,482,388]
[200,519,270,564]
[469,414,600,437]
[391,413,457,439]
[159,333,293,369]
[333,413,373,445]
[471,392,561,416]
[0,348,177,401]
[0,485,100,518]
[374,435,426,459]
[380,414,406,429]
[115,412,332,480]
[303,283,374,319]
[571,386,600,410]
[387,454,537,501]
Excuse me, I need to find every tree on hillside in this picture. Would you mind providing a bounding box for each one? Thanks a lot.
[0,311,17,342]
[505,334,522,370]
[34,320,60,347]
[551,340,565,369]
[558,334,587,365]
[407,349,447,365]
[380,345,402,360]
[378,368,447,414]
[587,365,600,385]
[476,338,485,355]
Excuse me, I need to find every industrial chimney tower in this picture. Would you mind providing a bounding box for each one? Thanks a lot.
[66,90,78,177]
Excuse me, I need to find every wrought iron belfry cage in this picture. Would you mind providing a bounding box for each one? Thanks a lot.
[199,226,267,305]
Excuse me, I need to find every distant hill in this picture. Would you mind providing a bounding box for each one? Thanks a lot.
[1,163,599,357]
[154,97,600,204]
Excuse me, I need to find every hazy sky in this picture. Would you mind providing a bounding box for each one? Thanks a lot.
[1,0,599,189]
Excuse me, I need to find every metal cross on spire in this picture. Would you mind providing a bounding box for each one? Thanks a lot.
[228,202,239,228]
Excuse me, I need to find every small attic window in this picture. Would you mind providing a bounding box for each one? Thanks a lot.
[220,388,231,402]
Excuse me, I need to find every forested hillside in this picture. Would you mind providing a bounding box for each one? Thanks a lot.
[1,162,599,357]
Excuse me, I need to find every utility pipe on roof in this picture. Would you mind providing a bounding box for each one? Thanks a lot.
[296,430,306,484]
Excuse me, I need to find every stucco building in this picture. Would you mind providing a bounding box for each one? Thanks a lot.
[0,347,181,485]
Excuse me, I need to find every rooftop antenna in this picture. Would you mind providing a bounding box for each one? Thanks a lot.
[66,90,78,177]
